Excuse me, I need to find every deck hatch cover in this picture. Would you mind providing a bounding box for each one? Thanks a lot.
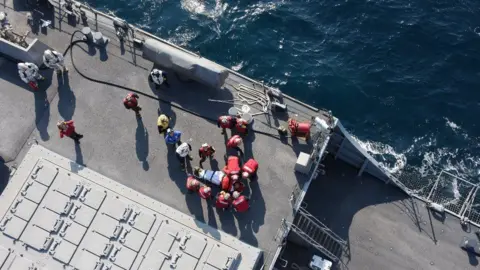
[60,220,87,245]
[43,190,71,215]
[30,161,57,187]
[118,226,147,251]
[205,244,239,270]
[0,245,10,268]
[102,197,132,221]
[32,208,62,232]
[73,249,103,270]
[109,244,137,269]
[21,225,51,251]
[83,231,111,257]
[160,251,198,270]
[9,197,37,221]
[128,208,156,234]
[69,202,96,227]
[93,213,121,239]
[78,185,105,210]
[0,215,28,239]
[55,173,83,198]
[180,230,207,258]
[50,239,76,264]
[8,255,36,270]
[20,180,47,204]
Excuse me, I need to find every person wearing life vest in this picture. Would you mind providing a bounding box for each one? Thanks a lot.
[223,155,241,176]
[242,158,259,180]
[57,120,83,142]
[165,128,182,146]
[123,93,142,117]
[186,176,200,193]
[18,62,44,91]
[43,49,68,74]
[176,142,193,170]
[198,143,216,166]
[149,68,170,88]
[157,114,171,134]
[235,118,249,135]
[217,115,237,135]
[215,191,231,210]
[226,135,243,155]
[198,186,212,200]
[232,181,245,193]
[220,174,232,191]
[232,191,250,212]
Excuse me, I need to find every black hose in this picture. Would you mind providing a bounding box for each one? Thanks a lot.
[66,30,290,141]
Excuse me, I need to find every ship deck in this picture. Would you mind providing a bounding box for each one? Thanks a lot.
[277,155,480,270]
[0,1,331,268]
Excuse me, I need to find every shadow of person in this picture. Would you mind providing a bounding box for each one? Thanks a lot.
[467,249,479,266]
[234,214,259,247]
[0,157,10,195]
[135,117,149,170]
[158,102,176,128]
[57,72,76,121]
[185,190,205,223]
[245,180,265,234]
[217,208,238,237]
[243,127,256,161]
[120,40,126,55]
[34,90,50,141]
[74,142,84,166]
[210,158,219,171]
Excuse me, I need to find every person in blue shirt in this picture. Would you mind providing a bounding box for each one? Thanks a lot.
[165,128,182,147]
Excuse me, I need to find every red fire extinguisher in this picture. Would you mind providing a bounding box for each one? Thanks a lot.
[288,118,311,139]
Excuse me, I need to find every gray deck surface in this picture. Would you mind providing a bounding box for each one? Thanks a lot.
[0,1,330,268]
[278,155,480,270]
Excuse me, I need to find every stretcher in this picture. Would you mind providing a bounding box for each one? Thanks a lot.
[194,167,225,186]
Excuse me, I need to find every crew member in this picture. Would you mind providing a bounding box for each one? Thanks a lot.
[176,142,193,170]
[18,62,44,91]
[220,174,231,191]
[242,158,259,180]
[232,181,245,193]
[0,12,8,29]
[232,191,250,212]
[198,143,215,166]
[226,135,243,155]
[198,186,212,200]
[186,176,200,193]
[215,191,231,210]
[43,49,68,74]
[235,118,249,135]
[123,93,142,117]
[157,113,171,134]
[149,68,169,88]
[57,120,83,142]
[223,155,241,176]
[165,128,182,146]
[217,115,237,135]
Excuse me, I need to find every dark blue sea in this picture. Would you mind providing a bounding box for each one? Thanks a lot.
[86,0,480,184]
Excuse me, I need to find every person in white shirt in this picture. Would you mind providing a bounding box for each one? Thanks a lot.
[176,142,193,170]
[43,49,68,74]
[149,68,170,88]
[17,62,44,90]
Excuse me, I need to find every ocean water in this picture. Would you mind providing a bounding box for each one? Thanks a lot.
[86,0,480,185]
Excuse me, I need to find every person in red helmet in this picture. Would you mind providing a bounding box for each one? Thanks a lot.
[198,143,216,166]
[123,93,142,117]
[186,176,200,193]
[235,118,249,135]
[226,135,243,155]
[223,156,241,176]
[198,186,212,200]
[215,191,231,209]
[217,115,237,135]
[232,191,250,212]
[57,120,83,142]
[220,174,232,191]
[242,158,259,180]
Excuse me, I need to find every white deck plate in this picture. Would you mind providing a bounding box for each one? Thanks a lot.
[0,145,262,270]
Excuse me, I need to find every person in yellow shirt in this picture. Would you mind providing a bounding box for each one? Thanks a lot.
[157,113,171,134]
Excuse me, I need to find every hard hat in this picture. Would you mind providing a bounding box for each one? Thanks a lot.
[44,49,54,60]
[167,128,173,134]
[242,172,249,179]
[231,174,239,181]
[0,12,6,21]
[17,63,27,70]
[56,121,66,129]
[191,179,199,186]
[203,187,211,193]
[223,193,231,200]
[202,143,208,148]
[235,137,243,145]
[221,117,228,124]
[232,191,240,199]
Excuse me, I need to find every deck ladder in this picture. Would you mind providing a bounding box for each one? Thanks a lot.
[289,207,347,263]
